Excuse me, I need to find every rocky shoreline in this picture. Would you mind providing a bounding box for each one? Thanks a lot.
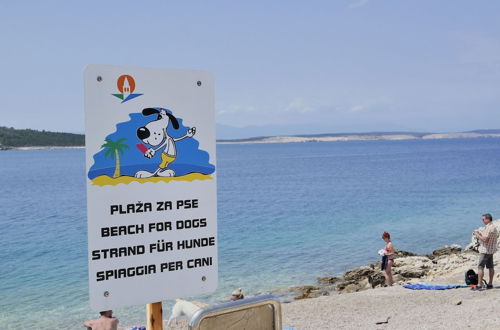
[277,220,500,302]
[289,237,494,304]
[165,239,493,330]
[283,245,473,301]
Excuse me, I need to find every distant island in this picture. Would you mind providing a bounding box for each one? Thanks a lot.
[218,129,500,144]
[0,126,85,150]
[2,126,500,150]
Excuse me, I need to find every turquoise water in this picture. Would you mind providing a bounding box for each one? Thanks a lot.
[1,138,500,329]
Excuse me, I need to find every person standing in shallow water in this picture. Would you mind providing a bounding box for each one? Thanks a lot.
[381,232,395,286]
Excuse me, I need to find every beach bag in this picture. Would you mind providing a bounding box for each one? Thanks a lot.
[465,269,478,285]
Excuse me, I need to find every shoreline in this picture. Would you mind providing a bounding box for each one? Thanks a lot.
[278,222,500,329]
[261,221,500,302]
[218,133,500,144]
[281,247,500,330]
[0,145,85,151]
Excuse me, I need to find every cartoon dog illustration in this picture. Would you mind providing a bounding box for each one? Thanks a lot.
[135,108,196,178]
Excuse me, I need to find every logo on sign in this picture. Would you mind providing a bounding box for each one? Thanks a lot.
[112,75,143,103]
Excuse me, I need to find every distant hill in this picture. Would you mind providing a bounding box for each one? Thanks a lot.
[0,126,84,148]
[218,130,500,144]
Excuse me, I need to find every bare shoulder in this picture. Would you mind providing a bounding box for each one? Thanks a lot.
[83,320,95,327]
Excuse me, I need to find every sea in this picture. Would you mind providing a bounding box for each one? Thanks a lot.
[1,138,500,329]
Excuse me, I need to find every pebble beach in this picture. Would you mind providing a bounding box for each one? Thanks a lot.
[281,222,500,329]
[168,223,500,330]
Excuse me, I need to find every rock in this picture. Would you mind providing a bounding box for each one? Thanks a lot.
[453,300,462,305]
[294,292,316,300]
[392,260,428,277]
[292,285,321,300]
[394,266,427,278]
[334,282,350,291]
[368,273,386,288]
[344,266,377,282]
[358,278,372,290]
[394,249,418,257]
[394,256,432,267]
[317,276,342,284]
[291,285,320,291]
[390,255,434,279]
[392,274,404,284]
[322,291,330,296]
[341,283,362,294]
[432,245,462,256]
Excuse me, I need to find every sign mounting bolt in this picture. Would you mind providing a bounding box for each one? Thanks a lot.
[97,76,103,82]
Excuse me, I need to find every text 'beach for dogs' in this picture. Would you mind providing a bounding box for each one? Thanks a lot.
[84,65,217,311]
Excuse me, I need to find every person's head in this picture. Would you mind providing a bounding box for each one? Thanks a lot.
[230,288,244,301]
[482,213,493,224]
[100,310,113,318]
[382,232,391,242]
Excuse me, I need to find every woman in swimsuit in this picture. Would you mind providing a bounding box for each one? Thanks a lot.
[381,231,395,286]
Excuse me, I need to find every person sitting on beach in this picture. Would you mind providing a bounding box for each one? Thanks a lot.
[472,213,498,290]
[83,310,118,330]
[229,288,244,301]
[381,232,395,286]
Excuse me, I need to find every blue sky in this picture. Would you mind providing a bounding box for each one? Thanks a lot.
[1,1,499,138]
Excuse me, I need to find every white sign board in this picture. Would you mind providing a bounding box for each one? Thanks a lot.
[84,65,217,311]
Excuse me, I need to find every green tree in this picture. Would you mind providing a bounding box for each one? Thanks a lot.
[101,138,129,178]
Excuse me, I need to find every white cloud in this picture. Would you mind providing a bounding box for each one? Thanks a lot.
[348,97,393,113]
[284,98,315,113]
[350,104,368,112]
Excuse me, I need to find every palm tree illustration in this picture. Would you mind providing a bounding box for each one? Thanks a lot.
[101,138,130,178]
